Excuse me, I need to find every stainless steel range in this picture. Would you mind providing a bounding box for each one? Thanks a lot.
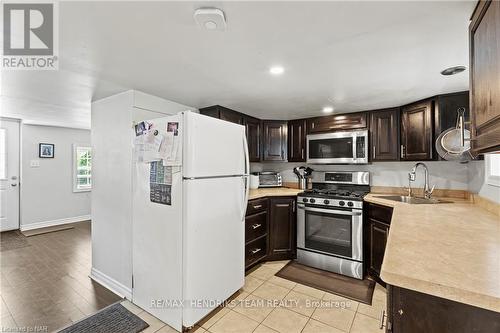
[296,171,370,279]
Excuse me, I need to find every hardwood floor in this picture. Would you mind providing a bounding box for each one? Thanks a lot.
[0,222,121,332]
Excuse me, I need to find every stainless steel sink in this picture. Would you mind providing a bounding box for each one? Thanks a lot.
[374,195,448,204]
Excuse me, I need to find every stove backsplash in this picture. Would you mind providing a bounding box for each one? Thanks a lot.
[250,161,470,190]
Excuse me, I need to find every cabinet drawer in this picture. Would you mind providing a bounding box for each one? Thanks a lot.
[245,211,267,243]
[245,237,267,268]
[246,198,268,216]
[367,203,393,224]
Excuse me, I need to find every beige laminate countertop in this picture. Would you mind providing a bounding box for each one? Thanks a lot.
[248,187,302,200]
[365,193,500,313]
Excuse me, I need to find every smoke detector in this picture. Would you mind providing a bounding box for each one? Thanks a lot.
[194,8,226,31]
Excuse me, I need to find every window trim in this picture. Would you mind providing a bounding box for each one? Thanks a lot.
[73,144,92,193]
[485,153,500,187]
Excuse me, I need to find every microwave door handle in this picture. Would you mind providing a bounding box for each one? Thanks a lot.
[352,136,357,161]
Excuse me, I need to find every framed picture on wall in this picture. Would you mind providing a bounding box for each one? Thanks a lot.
[39,143,55,158]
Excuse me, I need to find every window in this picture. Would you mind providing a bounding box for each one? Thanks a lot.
[485,153,500,187]
[73,145,92,192]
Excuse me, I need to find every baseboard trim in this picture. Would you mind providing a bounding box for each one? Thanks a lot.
[90,267,132,300]
[20,215,91,231]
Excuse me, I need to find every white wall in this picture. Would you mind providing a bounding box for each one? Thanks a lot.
[91,90,194,297]
[467,160,500,203]
[21,124,91,228]
[251,161,471,190]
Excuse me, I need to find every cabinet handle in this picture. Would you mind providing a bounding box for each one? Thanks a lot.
[251,223,262,229]
[379,310,386,329]
[251,248,262,254]
[301,148,304,159]
[400,145,405,159]
[398,309,404,316]
[253,204,262,209]
[373,145,376,159]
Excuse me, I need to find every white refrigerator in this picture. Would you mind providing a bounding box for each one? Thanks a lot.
[132,111,249,331]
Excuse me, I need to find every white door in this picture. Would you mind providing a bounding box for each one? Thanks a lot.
[183,112,247,178]
[182,176,246,327]
[0,119,20,231]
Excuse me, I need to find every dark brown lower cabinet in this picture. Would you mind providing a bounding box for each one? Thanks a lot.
[268,197,296,260]
[245,199,269,269]
[364,203,393,286]
[245,196,297,269]
[386,285,500,332]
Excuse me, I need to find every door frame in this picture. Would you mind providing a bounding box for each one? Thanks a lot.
[0,117,22,231]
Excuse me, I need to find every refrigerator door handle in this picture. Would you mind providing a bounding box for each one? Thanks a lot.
[241,133,250,221]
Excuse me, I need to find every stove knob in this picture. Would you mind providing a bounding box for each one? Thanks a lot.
[339,201,345,206]
[302,198,309,203]
[323,199,330,205]
[347,202,354,207]
[310,198,316,204]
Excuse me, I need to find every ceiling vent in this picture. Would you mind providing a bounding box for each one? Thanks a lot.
[194,8,226,31]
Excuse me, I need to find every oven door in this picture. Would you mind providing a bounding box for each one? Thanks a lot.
[306,131,368,164]
[297,204,362,261]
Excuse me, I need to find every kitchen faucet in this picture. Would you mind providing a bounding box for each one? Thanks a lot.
[408,162,435,199]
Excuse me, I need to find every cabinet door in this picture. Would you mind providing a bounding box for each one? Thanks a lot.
[389,286,500,333]
[401,100,434,160]
[307,112,368,133]
[288,119,307,162]
[370,108,400,161]
[470,0,500,153]
[245,117,261,162]
[268,198,296,260]
[219,108,243,125]
[263,121,288,161]
[199,105,243,125]
[369,219,389,278]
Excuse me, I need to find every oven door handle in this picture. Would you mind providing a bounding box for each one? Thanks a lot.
[297,205,362,216]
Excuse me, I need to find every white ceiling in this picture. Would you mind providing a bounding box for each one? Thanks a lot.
[1,1,476,129]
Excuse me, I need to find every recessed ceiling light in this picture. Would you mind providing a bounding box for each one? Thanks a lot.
[440,66,466,76]
[269,66,284,75]
[322,106,334,113]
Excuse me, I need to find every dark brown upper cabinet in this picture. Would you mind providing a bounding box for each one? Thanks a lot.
[244,116,261,162]
[268,197,296,260]
[370,108,400,161]
[470,0,500,154]
[400,100,434,160]
[307,112,368,134]
[288,119,307,162]
[263,121,288,161]
[199,105,243,124]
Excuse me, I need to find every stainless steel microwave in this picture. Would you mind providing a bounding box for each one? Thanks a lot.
[306,130,368,164]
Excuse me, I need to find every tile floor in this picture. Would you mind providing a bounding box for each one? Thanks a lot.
[122,261,386,333]
[1,222,386,333]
